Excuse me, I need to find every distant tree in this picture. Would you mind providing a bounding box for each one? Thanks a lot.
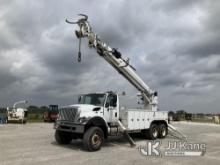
[176,110,186,114]
[39,106,49,113]
[0,107,6,113]
[27,105,40,114]
[27,105,50,114]
[185,113,192,120]
[176,110,187,121]
[168,111,175,116]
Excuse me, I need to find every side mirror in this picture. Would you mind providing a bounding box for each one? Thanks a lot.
[105,103,109,108]
[78,96,82,103]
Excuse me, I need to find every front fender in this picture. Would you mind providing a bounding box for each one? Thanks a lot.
[84,116,109,138]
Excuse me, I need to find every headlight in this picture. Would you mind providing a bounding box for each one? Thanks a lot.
[77,117,87,123]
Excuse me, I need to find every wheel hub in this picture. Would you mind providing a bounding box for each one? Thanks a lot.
[153,128,158,137]
[91,133,102,146]
[161,128,166,136]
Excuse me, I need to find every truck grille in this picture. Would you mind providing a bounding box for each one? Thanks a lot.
[59,108,78,121]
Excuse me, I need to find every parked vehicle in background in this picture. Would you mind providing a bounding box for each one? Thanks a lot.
[43,105,58,122]
[7,100,28,124]
[0,115,7,124]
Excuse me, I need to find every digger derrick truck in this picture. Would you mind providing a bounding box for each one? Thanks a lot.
[54,15,169,151]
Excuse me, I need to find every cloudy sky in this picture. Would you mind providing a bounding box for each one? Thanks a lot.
[0,0,220,113]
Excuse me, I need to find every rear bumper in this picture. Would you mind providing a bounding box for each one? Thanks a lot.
[54,120,85,133]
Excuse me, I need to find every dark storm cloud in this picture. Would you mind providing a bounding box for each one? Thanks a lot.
[153,0,203,12]
[0,0,220,112]
[184,38,220,57]
[171,1,220,58]
[0,72,16,90]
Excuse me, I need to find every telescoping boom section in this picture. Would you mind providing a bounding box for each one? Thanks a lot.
[66,14,158,111]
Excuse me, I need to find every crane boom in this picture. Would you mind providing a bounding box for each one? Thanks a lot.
[67,15,158,111]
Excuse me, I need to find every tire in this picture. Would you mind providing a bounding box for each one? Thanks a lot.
[144,124,159,140]
[83,127,104,151]
[158,124,167,138]
[55,130,72,144]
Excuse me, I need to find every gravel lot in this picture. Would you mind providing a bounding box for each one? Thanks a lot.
[0,122,220,165]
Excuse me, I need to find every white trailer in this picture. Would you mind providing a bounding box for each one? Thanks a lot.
[54,15,170,151]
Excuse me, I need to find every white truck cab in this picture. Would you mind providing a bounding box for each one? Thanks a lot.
[76,92,119,123]
[57,92,119,122]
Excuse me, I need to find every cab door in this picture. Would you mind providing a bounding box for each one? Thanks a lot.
[104,94,119,123]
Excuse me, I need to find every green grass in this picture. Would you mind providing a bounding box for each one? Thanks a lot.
[0,112,6,117]
[28,118,44,123]
[27,113,44,122]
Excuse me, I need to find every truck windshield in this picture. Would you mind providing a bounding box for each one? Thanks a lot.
[78,94,105,106]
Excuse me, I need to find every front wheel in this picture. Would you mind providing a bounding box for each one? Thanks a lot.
[83,127,104,152]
